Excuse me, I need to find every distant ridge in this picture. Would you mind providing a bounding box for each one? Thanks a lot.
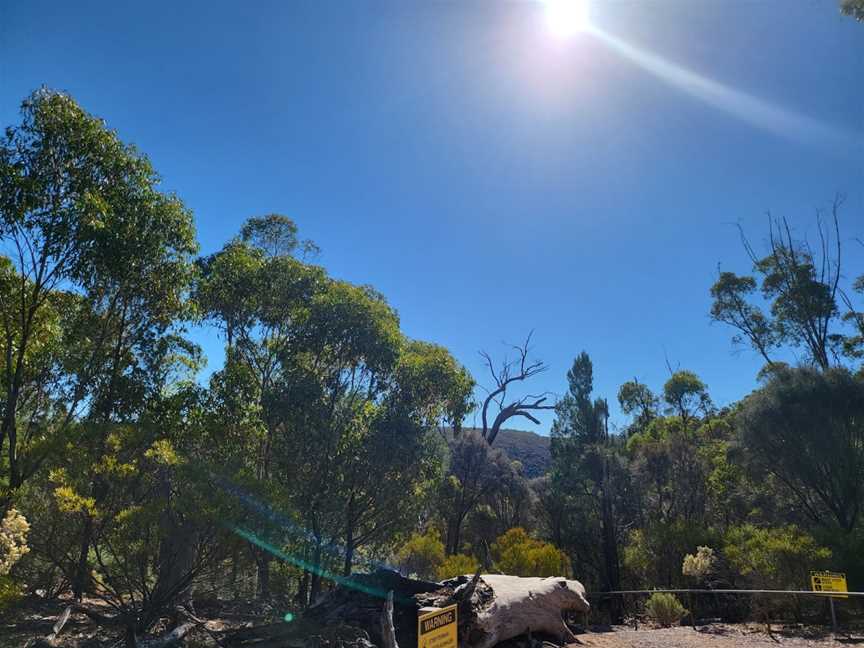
[457,427,551,478]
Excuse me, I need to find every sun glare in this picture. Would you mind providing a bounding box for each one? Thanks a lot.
[544,0,591,37]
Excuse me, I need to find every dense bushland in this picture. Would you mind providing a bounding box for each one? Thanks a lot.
[1,90,864,640]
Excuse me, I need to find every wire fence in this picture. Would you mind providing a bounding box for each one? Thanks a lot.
[591,589,864,598]
[583,588,864,631]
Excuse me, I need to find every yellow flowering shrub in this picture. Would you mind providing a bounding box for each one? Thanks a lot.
[0,508,30,576]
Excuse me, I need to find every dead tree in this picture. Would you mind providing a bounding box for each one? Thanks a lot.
[478,332,555,446]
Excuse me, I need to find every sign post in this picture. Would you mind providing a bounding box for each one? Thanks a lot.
[810,571,848,634]
[417,604,457,648]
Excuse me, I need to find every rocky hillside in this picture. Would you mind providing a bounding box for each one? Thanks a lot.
[459,427,552,478]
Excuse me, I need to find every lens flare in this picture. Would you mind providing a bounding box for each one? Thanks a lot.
[544,0,591,37]
[590,27,853,152]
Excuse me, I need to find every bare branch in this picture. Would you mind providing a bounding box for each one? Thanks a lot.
[478,333,552,445]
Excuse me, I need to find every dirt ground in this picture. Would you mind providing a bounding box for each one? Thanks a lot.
[3,600,862,648]
[576,624,863,648]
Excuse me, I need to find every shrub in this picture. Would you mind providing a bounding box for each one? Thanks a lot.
[395,529,445,581]
[723,524,830,589]
[624,522,715,588]
[491,527,572,578]
[645,592,687,627]
[682,546,717,580]
[0,508,30,576]
[0,575,24,612]
[436,554,480,580]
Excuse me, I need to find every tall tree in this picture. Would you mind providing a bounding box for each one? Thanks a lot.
[550,352,628,593]
[240,213,319,260]
[617,378,658,436]
[0,90,198,599]
[662,370,712,426]
[710,199,853,370]
[439,431,515,555]
[198,224,473,600]
[195,225,324,596]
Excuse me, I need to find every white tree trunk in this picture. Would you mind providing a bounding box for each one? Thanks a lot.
[462,575,589,648]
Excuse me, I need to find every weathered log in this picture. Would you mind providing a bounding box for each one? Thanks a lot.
[135,622,197,648]
[462,575,588,648]
[381,591,399,648]
[29,605,74,647]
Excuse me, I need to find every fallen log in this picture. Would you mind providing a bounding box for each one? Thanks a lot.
[381,591,399,648]
[224,569,588,648]
[135,622,198,648]
[463,575,589,648]
[28,605,73,647]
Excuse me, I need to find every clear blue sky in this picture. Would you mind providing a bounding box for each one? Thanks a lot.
[2,0,862,433]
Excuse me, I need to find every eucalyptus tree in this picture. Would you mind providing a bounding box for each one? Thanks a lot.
[438,430,515,556]
[737,366,864,534]
[662,370,712,425]
[0,90,198,598]
[197,223,473,600]
[240,213,319,260]
[271,281,473,598]
[710,199,858,370]
[617,379,658,437]
[196,220,325,596]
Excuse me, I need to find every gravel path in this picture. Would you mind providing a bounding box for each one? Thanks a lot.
[576,625,860,648]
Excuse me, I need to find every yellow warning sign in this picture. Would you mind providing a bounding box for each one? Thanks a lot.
[418,604,457,648]
[811,571,848,598]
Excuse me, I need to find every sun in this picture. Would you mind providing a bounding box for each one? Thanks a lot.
[543,0,591,37]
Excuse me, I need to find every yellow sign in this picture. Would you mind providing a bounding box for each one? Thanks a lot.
[418,604,457,648]
[811,571,848,598]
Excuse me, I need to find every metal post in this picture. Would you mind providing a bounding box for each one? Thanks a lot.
[829,597,837,634]
[689,592,696,629]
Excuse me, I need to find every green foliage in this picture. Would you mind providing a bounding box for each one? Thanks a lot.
[240,213,318,259]
[548,352,631,592]
[395,529,445,580]
[618,380,658,436]
[491,527,572,578]
[737,366,864,533]
[552,352,609,446]
[394,341,475,429]
[436,553,480,580]
[438,431,518,555]
[842,0,864,20]
[723,524,830,589]
[710,209,851,370]
[0,88,197,505]
[0,575,24,611]
[624,522,717,589]
[662,371,712,421]
[196,212,473,602]
[644,592,687,627]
